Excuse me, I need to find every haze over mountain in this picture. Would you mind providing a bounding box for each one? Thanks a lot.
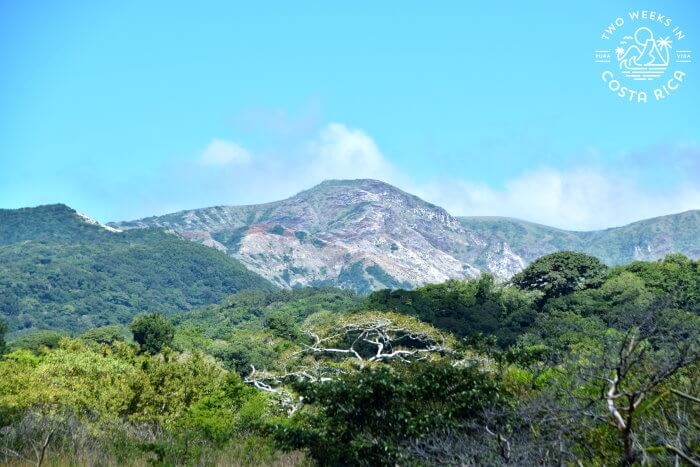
[113,179,700,292]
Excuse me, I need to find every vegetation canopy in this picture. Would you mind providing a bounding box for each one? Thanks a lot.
[0,254,698,465]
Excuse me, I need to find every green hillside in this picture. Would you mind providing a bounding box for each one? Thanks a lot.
[0,204,274,335]
[459,210,700,265]
[2,252,698,465]
[582,210,700,264]
[0,204,116,245]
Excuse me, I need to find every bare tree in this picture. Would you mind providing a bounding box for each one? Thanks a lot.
[637,375,700,466]
[570,303,700,465]
[242,313,454,413]
[243,362,345,414]
[401,389,594,466]
[297,312,452,368]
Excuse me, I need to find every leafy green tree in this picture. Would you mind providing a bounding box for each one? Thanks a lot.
[265,310,300,340]
[130,313,175,354]
[172,287,362,342]
[542,271,653,323]
[612,254,699,313]
[0,337,286,466]
[0,292,20,316]
[521,299,700,465]
[511,251,607,306]
[577,305,699,465]
[80,325,131,345]
[363,275,537,347]
[519,310,608,361]
[0,319,7,355]
[10,330,68,354]
[209,331,282,376]
[276,362,504,465]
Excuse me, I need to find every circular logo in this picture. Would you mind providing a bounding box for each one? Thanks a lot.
[594,10,692,103]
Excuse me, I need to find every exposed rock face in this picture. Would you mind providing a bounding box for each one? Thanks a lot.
[112,179,700,292]
[114,180,489,291]
[75,211,122,233]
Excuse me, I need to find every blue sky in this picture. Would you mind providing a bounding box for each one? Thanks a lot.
[1,0,699,229]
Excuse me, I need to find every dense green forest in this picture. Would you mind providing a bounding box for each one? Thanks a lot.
[0,204,274,335]
[0,251,698,465]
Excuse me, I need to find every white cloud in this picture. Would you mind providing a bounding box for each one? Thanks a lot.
[145,124,698,232]
[199,139,252,166]
[412,168,700,230]
[306,123,396,181]
[167,124,400,213]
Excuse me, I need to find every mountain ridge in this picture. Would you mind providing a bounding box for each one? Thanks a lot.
[0,204,274,334]
[110,179,700,291]
[457,209,700,266]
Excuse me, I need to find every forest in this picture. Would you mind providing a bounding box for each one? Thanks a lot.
[0,204,274,334]
[0,252,698,466]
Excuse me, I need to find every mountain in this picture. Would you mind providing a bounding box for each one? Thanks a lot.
[113,180,484,292]
[0,204,274,334]
[113,179,698,292]
[0,204,121,245]
[458,210,700,266]
[114,180,504,292]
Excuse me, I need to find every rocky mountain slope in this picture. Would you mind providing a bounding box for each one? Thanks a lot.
[112,179,700,292]
[114,180,492,292]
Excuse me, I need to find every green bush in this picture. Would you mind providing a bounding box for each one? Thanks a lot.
[511,251,607,305]
[363,274,537,347]
[276,362,505,465]
[0,319,7,355]
[130,313,175,354]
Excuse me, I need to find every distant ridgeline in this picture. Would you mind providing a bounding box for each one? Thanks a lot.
[457,211,700,267]
[111,179,700,292]
[0,204,274,335]
[1,185,699,336]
